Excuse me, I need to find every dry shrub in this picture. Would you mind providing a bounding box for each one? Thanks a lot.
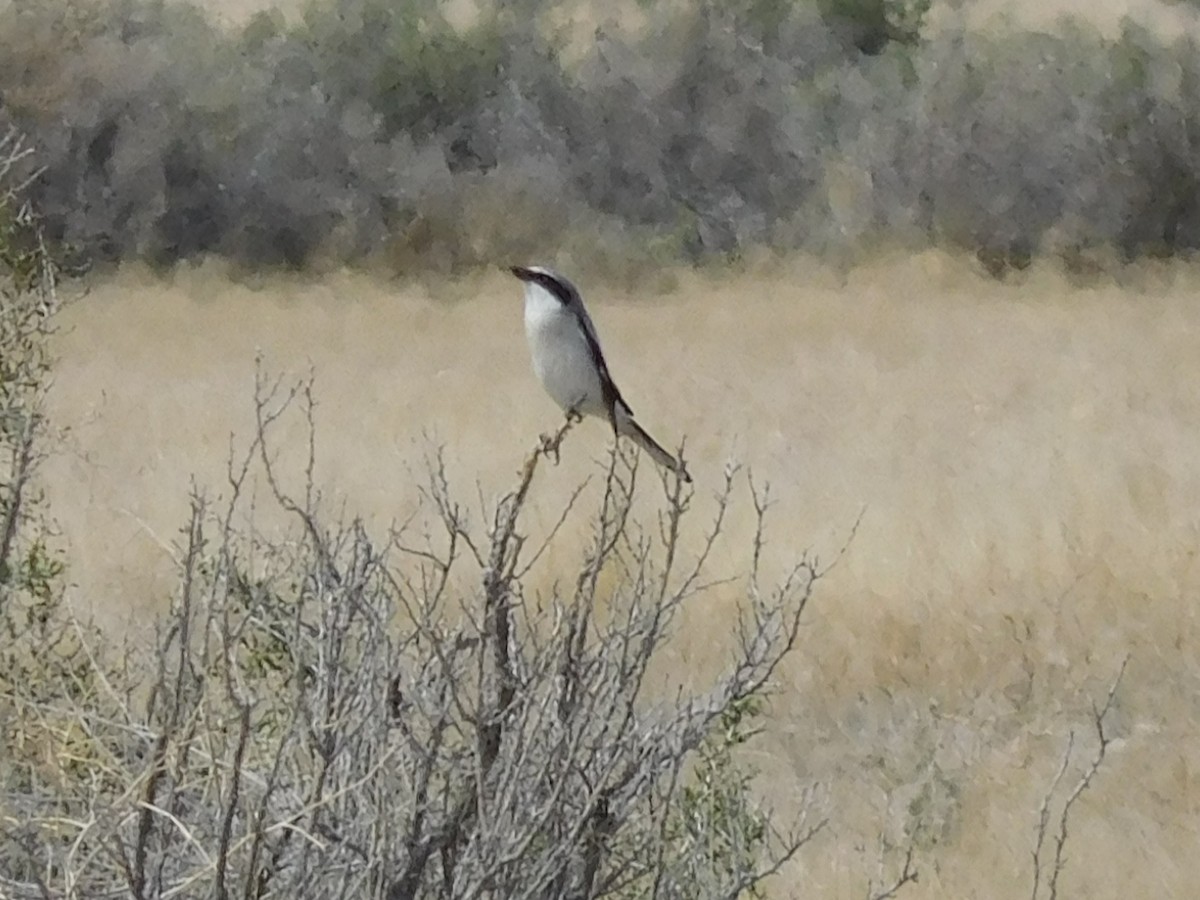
[1,0,1198,275]
[1,359,840,898]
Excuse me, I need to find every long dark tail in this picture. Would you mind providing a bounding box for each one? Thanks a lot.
[616,414,691,483]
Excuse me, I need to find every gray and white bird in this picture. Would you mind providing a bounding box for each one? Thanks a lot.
[510,265,691,483]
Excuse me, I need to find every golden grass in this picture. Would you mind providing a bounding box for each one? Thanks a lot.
[42,253,1200,896]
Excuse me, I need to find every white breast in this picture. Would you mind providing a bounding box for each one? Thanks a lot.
[522,281,606,418]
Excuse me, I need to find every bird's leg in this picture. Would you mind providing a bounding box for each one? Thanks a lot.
[539,430,562,465]
[539,407,584,465]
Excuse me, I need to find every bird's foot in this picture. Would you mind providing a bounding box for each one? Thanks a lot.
[565,408,584,425]
[539,431,562,465]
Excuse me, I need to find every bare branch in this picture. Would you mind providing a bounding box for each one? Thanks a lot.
[1031,657,1129,900]
[867,844,919,900]
[4,364,833,900]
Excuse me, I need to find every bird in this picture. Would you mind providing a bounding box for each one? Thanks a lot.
[510,264,691,483]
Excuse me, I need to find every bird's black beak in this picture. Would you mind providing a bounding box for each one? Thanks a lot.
[510,265,532,281]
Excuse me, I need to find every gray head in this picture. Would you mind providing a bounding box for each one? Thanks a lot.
[510,265,582,308]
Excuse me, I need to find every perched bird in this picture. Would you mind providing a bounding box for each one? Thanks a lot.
[510,265,690,483]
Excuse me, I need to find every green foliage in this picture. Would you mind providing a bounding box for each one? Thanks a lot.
[0,153,121,873]
[295,0,510,141]
[817,0,932,53]
[0,202,62,601]
[673,695,771,895]
[0,191,57,612]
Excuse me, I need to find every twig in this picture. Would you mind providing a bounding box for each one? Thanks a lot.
[867,843,919,900]
[1031,656,1129,900]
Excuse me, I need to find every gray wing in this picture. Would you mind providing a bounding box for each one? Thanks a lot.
[569,297,632,428]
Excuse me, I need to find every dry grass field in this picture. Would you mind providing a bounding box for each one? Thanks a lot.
[39,253,1200,896]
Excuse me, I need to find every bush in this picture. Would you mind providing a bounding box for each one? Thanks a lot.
[0,0,1198,276]
[0,357,838,898]
[0,125,110,889]
[0,124,64,636]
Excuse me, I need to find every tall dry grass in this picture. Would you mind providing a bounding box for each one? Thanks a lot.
[40,254,1200,896]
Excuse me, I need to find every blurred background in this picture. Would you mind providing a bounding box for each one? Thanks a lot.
[1,0,1199,278]
[2,0,1198,896]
